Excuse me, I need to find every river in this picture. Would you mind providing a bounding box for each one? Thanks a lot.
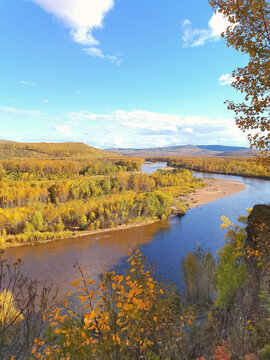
[4,163,270,297]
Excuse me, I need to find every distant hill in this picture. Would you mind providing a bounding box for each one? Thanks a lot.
[217,150,257,157]
[0,140,118,159]
[106,145,255,157]
[0,141,255,160]
[196,145,251,152]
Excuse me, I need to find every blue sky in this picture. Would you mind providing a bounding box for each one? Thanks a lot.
[0,0,249,148]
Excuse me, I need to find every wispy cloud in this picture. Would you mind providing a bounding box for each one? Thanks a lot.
[75,89,82,94]
[20,80,36,86]
[82,47,123,65]
[219,73,235,86]
[182,12,230,47]
[42,99,49,103]
[54,125,73,137]
[0,106,41,116]
[31,0,120,64]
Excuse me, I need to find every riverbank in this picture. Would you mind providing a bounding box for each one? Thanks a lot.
[3,219,160,249]
[186,177,246,208]
[3,176,246,249]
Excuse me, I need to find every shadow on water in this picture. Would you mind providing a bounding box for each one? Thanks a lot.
[4,219,171,298]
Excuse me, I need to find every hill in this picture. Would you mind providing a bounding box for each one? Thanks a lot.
[0,140,118,159]
[106,145,255,157]
[196,145,250,152]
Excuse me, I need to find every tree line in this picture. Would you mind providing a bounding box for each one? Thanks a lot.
[0,158,144,181]
[168,156,270,178]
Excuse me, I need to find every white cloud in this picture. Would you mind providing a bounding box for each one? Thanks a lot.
[182,127,194,133]
[20,80,36,86]
[0,106,41,116]
[219,73,235,86]
[31,0,120,64]
[66,109,248,148]
[182,12,231,47]
[32,0,114,45]
[42,99,49,103]
[54,125,73,137]
[111,137,125,147]
[82,47,123,65]
[67,110,226,130]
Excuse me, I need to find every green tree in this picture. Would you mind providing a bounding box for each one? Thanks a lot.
[54,216,65,232]
[216,216,247,308]
[31,211,44,232]
[79,214,88,230]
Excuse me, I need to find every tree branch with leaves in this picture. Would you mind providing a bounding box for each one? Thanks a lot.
[209,0,270,158]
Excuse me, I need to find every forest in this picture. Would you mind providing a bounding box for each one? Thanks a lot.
[0,158,204,247]
[167,157,270,178]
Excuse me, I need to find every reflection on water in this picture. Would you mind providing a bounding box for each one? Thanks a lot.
[5,220,171,298]
[4,163,270,297]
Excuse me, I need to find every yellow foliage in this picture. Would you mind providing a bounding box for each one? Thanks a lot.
[32,249,192,359]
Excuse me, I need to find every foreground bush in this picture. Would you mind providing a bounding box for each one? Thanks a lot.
[0,256,56,359]
[32,250,194,360]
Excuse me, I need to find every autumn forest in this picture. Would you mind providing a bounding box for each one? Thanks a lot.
[0,157,204,247]
[1,0,270,358]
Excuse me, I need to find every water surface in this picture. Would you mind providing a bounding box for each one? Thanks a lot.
[4,163,270,297]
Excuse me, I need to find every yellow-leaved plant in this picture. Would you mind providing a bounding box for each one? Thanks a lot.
[32,250,194,359]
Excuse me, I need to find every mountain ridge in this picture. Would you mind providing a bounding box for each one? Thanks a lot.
[0,140,118,159]
[106,145,256,157]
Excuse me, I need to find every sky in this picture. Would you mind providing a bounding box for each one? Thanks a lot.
[0,0,250,149]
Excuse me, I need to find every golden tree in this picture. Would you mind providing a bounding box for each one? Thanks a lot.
[209,0,270,157]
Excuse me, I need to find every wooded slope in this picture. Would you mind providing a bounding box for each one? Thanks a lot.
[0,140,118,159]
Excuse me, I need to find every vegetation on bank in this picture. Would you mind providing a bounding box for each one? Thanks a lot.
[167,157,270,178]
[0,159,204,247]
[1,207,269,359]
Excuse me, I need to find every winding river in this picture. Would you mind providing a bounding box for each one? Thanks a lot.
[4,163,270,297]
